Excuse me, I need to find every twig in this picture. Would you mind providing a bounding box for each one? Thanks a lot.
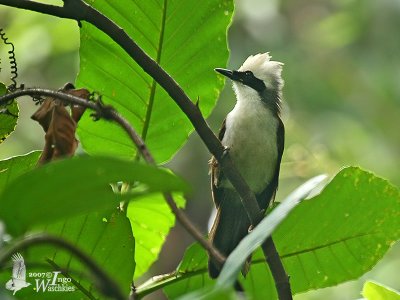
[0,88,225,266]
[0,234,125,300]
[135,269,206,298]
[0,1,292,298]
[262,238,292,300]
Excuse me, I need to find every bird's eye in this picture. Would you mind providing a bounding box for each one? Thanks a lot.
[244,71,252,77]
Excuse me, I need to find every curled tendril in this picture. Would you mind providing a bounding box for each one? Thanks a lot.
[0,28,19,92]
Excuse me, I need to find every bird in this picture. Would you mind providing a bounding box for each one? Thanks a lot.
[208,53,285,278]
[5,253,31,295]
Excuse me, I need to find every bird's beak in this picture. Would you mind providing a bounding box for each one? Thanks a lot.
[215,68,239,81]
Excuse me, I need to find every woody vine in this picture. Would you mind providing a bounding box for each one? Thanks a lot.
[0,1,291,299]
[0,1,399,300]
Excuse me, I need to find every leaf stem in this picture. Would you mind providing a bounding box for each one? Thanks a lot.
[141,0,168,141]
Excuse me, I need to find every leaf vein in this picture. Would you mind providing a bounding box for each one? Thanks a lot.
[279,231,378,259]
[141,0,168,141]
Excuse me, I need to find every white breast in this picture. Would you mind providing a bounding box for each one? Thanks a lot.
[221,99,278,194]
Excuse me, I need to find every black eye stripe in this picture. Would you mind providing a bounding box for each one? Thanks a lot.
[240,71,266,92]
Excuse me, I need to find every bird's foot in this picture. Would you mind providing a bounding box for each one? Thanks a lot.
[248,224,254,233]
[221,146,230,158]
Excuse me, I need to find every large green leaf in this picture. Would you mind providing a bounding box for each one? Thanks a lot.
[153,167,400,299]
[0,82,19,144]
[0,155,189,235]
[0,155,135,299]
[127,193,185,279]
[271,167,400,295]
[76,0,233,163]
[1,210,135,300]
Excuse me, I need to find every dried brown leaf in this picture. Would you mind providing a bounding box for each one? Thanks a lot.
[31,85,90,164]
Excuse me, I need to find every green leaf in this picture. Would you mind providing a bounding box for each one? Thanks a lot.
[156,167,399,299]
[0,82,19,144]
[362,281,400,300]
[76,0,233,162]
[127,193,185,279]
[7,210,135,300]
[270,167,400,295]
[217,174,327,288]
[0,155,189,235]
[0,157,135,299]
[0,151,41,192]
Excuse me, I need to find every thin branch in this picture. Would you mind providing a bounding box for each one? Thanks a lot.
[0,88,97,108]
[163,193,225,263]
[0,234,125,300]
[262,238,292,300]
[0,1,291,298]
[135,269,206,298]
[0,88,225,265]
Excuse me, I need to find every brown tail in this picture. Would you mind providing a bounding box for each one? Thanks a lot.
[208,190,251,278]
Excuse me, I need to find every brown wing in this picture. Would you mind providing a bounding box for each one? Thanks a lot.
[210,118,226,207]
[256,117,285,210]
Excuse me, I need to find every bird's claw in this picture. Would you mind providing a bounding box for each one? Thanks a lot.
[222,146,230,158]
[248,225,254,233]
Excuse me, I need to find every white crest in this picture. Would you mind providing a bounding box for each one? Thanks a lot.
[238,52,284,90]
[5,253,31,295]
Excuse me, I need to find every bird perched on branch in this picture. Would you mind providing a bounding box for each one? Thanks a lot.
[209,53,285,278]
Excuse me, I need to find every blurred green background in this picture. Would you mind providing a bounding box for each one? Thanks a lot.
[0,0,399,299]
